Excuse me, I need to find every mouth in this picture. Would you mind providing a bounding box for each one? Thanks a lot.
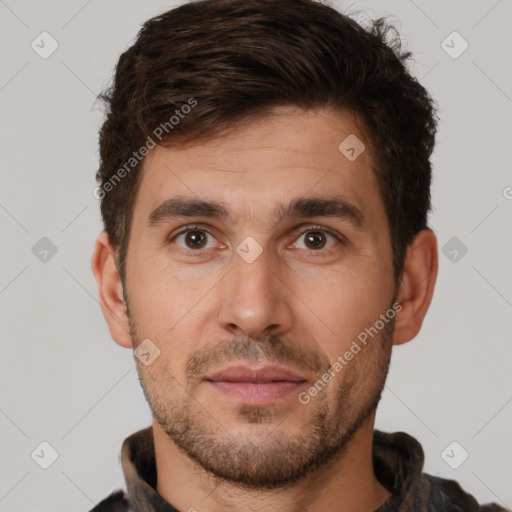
[204,364,308,405]
[205,380,307,404]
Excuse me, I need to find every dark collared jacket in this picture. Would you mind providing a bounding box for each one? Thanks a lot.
[89,426,509,512]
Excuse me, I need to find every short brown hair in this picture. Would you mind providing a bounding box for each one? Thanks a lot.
[95,0,438,287]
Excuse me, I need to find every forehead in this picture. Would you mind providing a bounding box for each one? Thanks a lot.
[133,107,386,232]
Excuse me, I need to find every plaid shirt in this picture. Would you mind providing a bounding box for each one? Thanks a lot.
[90,426,509,512]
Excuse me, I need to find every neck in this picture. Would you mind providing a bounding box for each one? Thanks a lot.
[153,412,392,512]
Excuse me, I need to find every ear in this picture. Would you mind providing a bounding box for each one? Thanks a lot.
[90,231,133,348]
[393,228,438,346]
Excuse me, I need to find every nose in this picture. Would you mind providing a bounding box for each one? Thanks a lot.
[217,246,294,340]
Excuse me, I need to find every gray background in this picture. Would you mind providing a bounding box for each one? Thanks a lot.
[0,0,511,510]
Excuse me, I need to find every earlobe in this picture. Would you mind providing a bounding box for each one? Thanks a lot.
[90,231,133,349]
[393,228,438,346]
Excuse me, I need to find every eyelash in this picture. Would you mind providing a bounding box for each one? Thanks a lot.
[168,223,346,257]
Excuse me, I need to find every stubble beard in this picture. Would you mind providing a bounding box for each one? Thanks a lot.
[126,296,394,490]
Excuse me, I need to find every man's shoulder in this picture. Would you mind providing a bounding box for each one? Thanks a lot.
[423,472,510,512]
[88,490,132,512]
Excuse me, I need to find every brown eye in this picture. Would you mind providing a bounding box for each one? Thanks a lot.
[294,227,340,252]
[184,230,208,249]
[304,231,327,249]
[171,225,217,253]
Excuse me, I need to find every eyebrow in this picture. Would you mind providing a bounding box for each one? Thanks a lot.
[147,195,366,229]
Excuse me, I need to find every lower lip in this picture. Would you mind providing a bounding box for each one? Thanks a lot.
[206,380,307,404]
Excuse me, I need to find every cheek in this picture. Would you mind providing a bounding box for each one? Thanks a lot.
[128,263,217,373]
[294,261,391,348]
[129,243,208,311]
[295,252,384,303]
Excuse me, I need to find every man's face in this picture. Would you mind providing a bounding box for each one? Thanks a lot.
[124,106,397,488]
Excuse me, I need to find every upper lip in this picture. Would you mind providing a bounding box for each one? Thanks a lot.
[205,365,307,382]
